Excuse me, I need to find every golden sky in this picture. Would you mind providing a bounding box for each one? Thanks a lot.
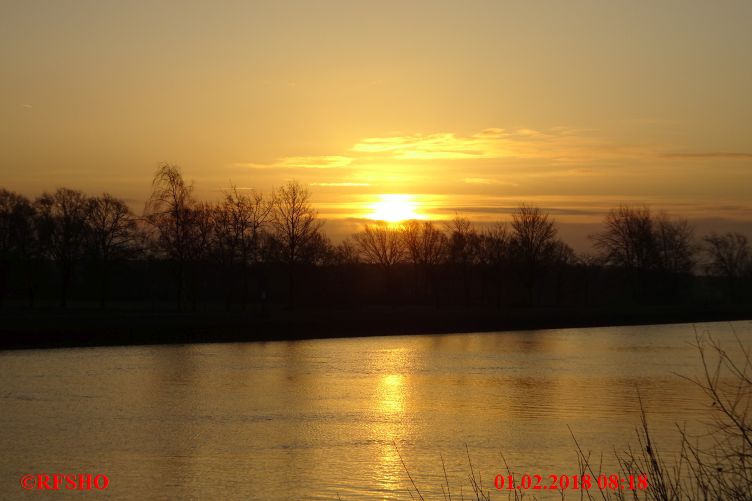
[2,1,751,247]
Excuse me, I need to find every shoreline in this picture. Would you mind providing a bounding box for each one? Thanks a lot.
[1,304,751,350]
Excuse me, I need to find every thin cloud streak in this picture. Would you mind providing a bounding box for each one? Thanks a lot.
[463,177,519,186]
[236,155,353,169]
[309,182,370,187]
[348,128,649,163]
[239,127,658,178]
[662,152,752,159]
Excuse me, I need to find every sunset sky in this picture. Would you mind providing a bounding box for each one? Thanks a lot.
[2,1,751,248]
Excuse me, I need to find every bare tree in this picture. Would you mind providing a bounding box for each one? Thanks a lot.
[271,180,323,307]
[703,232,751,299]
[0,189,36,308]
[477,221,511,308]
[35,188,91,308]
[87,193,137,308]
[191,201,215,262]
[332,237,360,266]
[478,222,511,268]
[207,198,240,310]
[272,181,323,264]
[510,204,559,304]
[225,186,273,309]
[209,200,238,270]
[591,205,657,272]
[213,186,272,261]
[143,163,198,309]
[548,240,577,305]
[401,219,446,302]
[655,213,696,275]
[354,223,406,270]
[445,214,480,301]
[401,220,447,267]
[354,222,405,301]
[445,214,478,266]
[241,190,273,263]
[510,204,558,264]
[299,231,335,266]
[592,205,701,302]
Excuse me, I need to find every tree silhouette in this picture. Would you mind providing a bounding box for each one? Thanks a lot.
[332,237,360,266]
[510,204,559,304]
[445,214,479,302]
[0,190,35,309]
[401,219,446,301]
[703,232,751,300]
[548,240,577,305]
[591,205,660,301]
[354,222,405,299]
[87,193,137,308]
[208,198,240,309]
[401,220,446,268]
[592,205,657,272]
[0,177,748,316]
[271,180,323,307]
[35,188,91,308]
[224,186,273,309]
[478,222,511,308]
[592,206,699,301]
[654,213,695,275]
[143,163,197,310]
[355,223,405,270]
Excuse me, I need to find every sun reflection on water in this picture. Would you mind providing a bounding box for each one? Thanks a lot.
[369,350,413,498]
[378,374,406,414]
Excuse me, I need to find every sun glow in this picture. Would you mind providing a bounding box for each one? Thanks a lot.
[367,194,423,223]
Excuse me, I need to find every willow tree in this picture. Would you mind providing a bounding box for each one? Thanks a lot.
[143,163,197,310]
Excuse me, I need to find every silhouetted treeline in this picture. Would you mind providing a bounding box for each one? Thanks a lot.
[1,164,751,312]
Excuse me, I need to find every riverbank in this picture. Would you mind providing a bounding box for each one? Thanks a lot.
[1,303,751,350]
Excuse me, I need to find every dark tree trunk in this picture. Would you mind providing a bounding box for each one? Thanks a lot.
[59,262,71,309]
[25,260,38,309]
[0,261,6,310]
[241,263,249,312]
[287,262,296,309]
[98,260,110,310]
[176,261,184,311]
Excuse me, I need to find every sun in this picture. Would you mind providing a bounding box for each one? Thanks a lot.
[368,194,422,223]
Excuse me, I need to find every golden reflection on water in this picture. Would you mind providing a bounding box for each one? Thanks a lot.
[2,322,749,500]
[373,432,403,499]
[370,349,412,498]
[378,374,406,415]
